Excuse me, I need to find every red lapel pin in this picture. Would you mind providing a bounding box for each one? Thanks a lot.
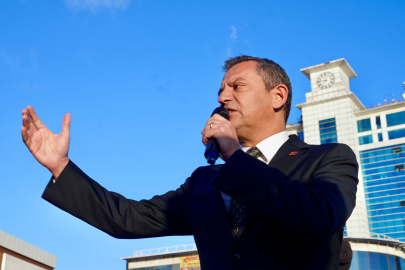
[289,151,298,156]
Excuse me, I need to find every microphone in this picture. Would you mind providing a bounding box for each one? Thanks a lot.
[204,107,229,165]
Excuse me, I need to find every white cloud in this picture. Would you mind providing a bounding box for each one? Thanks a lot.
[230,26,237,40]
[64,0,132,12]
[0,49,20,67]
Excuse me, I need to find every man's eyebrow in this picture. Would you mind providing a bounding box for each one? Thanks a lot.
[218,77,246,96]
[229,77,245,85]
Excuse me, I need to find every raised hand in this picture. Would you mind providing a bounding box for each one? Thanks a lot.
[21,106,71,179]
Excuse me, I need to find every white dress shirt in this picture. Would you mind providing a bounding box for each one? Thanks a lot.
[220,131,289,212]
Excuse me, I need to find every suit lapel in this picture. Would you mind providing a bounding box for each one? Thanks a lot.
[268,135,309,175]
[233,135,309,242]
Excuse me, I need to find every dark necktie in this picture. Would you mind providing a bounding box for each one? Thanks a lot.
[229,146,262,236]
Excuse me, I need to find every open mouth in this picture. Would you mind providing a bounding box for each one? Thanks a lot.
[225,107,236,114]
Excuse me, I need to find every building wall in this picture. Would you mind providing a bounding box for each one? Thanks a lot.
[127,257,180,269]
[297,97,370,238]
[1,253,49,270]
[125,251,199,270]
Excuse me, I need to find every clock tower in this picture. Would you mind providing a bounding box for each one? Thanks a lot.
[294,58,370,238]
[300,58,358,103]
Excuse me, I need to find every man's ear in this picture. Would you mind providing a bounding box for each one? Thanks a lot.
[273,84,288,110]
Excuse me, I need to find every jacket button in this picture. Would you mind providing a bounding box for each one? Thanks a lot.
[233,254,241,261]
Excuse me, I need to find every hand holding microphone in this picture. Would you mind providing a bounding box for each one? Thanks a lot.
[202,107,241,164]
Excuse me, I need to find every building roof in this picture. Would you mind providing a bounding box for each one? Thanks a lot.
[300,58,357,79]
[0,230,57,268]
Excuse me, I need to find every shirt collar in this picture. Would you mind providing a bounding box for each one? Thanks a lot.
[241,131,289,164]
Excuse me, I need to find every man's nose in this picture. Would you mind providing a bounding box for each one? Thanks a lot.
[218,88,233,105]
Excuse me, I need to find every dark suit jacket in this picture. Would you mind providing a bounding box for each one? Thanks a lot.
[339,240,353,270]
[42,135,358,270]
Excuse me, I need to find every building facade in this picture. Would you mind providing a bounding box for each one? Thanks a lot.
[121,244,199,270]
[287,58,405,269]
[0,229,57,270]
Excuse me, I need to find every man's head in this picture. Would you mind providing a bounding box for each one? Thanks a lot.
[223,55,292,123]
[218,56,292,146]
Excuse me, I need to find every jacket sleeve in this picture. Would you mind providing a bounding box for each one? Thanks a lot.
[211,144,358,246]
[42,160,196,239]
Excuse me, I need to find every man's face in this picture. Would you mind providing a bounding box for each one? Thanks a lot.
[218,61,275,143]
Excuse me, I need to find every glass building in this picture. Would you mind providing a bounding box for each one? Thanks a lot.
[285,58,405,268]
[350,251,405,270]
[361,143,405,241]
[346,237,405,270]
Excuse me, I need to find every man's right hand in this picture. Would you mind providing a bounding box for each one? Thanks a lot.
[21,106,71,179]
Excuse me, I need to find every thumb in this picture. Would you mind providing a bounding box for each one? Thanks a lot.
[61,113,71,136]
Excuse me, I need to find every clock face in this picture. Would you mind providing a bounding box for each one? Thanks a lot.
[317,72,335,89]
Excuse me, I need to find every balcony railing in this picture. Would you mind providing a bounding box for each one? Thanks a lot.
[366,99,405,110]
[133,244,197,257]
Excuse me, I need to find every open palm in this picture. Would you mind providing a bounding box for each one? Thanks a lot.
[21,106,71,178]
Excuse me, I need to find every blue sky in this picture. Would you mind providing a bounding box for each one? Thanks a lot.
[1,0,404,269]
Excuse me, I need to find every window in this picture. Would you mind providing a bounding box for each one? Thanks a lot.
[388,128,405,140]
[395,165,404,171]
[297,131,304,141]
[376,116,381,129]
[378,133,383,142]
[393,147,402,154]
[319,118,337,144]
[359,135,373,145]
[357,118,372,133]
[386,111,405,127]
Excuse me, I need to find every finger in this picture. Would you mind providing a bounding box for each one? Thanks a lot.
[61,113,71,136]
[202,129,222,146]
[21,126,32,147]
[211,114,229,121]
[27,105,46,130]
[205,115,228,129]
[22,113,36,137]
[202,128,217,144]
[205,119,218,130]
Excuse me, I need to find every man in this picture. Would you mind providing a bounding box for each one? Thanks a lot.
[21,56,358,269]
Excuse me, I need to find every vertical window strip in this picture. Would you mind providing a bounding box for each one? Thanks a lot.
[297,131,304,141]
[357,118,372,133]
[376,116,381,129]
[359,135,373,145]
[319,118,337,144]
